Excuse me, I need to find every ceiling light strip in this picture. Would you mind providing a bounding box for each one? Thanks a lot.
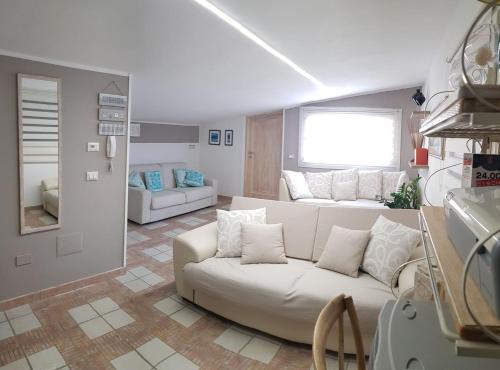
[192,0,325,88]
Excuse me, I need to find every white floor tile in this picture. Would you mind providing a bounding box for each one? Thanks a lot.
[144,221,168,230]
[214,327,252,353]
[0,358,31,370]
[154,244,172,253]
[123,279,150,293]
[115,272,137,284]
[162,231,178,238]
[142,248,162,257]
[90,297,119,315]
[172,228,187,234]
[152,253,172,263]
[79,317,113,339]
[141,273,165,286]
[0,312,6,323]
[10,313,41,335]
[156,353,198,370]
[240,337,280,364]
[27,346,66,370]
[169,294,184,304]
[68,304,98,324]
[0,321,14,341]
[5,304,32,320]
[169,307,202,328]
[129,266,153,278]
[111,351,152,370]
[136,338,175,366]
[128,231,150,242]
[102,309,135,330]
[153,298,184,316]
[127,237,140,246]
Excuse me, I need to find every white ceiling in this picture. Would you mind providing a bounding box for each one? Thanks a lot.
[0,0,460,123]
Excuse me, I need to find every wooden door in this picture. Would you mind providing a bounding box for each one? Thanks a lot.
[244,111,283,199]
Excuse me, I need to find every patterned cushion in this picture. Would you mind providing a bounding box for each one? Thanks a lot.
[216,208,267,257]
[332,169,358,199]
[144,170,164,192]
[361,215,421,286]
[382,171,409,200]
[305,172,333,199]
[185,170,204,187]
[173,168,188,188]
[358,170,383,200]
[282,171,313,200]
[128,170,146,189]
[333,180,357,201]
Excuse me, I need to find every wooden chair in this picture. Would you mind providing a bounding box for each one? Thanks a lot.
[312,294,366,370]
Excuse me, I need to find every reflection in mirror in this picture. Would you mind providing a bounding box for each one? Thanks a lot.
[18,74,61,234]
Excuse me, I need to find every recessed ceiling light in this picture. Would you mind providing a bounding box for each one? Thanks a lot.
[191,0,326,88]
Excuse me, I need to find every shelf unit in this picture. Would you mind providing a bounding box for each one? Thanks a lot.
[408,160,429,169]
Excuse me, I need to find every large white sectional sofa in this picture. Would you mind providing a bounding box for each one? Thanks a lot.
[128,162,218,224]
[173,196,421,353]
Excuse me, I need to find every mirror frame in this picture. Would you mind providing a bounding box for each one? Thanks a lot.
[18,73,62,235]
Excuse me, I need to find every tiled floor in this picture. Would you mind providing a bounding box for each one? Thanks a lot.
[0,197,345,369]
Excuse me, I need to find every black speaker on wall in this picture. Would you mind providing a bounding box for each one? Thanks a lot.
[412,89,426,107]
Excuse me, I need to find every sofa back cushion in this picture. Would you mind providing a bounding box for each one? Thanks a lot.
[161,162,188,188]
[129,164,161,183]
[312,206,419,261]
[230,197,320,260]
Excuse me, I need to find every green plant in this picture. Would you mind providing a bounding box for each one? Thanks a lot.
[383,176,422,209]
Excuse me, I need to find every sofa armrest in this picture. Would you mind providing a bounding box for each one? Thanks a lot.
[128,187,151,224]
[397,246,425,294]
[278,177,292,202]
[204,178,218,205]
[173,221,218,300]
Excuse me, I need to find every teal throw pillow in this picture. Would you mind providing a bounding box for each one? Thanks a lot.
[185,170,204,187]
[173,168,188,188]
[128,170,145,189]
[144,170,164,192]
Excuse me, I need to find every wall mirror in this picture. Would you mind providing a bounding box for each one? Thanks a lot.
[18,74,62,234]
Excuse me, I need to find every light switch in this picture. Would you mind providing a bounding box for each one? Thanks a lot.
[16,254,32,266]
[87,142,100,152]
[86,171,99,181]
[288,154,295,159]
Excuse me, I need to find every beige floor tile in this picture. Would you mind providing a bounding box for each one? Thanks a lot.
[0,358,30,370]
[152,253,172,263]
[141,273,165,286]
[214,327,252,353]
[10,313,41,335]
[123,279,150,293]
[68,304,99,324]
[27,346,66,370]
[169,307,202,328]
[115,272,138,284]
[142,247,162,257]
[156,353,198,370]
[111,351,152,370]
[90,297,119,315]
[79,317,113,339]
[102,309,135,330]
[0,312,6,323]
[0,321,14,341]
[240,337,280,364]
[153,298,184,316]
[136,338,175,366]
[129,266,153,278]
[5,304,32,320]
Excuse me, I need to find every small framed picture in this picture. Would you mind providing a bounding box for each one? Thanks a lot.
[426,137,446,160]
[224,130,233,146]
[208,129,221,145]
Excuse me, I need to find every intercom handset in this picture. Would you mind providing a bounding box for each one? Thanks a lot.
[106,135,116,172]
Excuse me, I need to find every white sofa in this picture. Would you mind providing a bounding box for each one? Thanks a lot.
[173,196,421,354]
[128,162,218,224]
[279,170,409,208]
[41,178,59,217]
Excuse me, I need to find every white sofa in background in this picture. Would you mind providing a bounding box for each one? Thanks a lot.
[128,162,218,224]
[173,196,421,353]
[41,177,59,217]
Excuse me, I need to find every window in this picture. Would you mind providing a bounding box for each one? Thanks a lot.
[299,107,402,170]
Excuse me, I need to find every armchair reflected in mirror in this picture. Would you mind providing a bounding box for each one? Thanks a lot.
[18,74,62,234]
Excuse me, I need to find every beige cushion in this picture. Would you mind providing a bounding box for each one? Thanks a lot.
[216,208,266,258]
[172,186,214,202]
[282,171,313,200]
[312,206,419,261]
[317,226,370,277]
[362,215,421,286]
[241,223,287,265]
[150,190,186,209]
[336,199,386,208]
[332,169,358,198]
[41,178,58,191]
[304,172,333,199]
[231,197,320,260]
[333,180,357,201]
[382,171,408,200]
[358,170,383,200]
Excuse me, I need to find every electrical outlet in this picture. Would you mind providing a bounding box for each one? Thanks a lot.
[87,142,99,152]
[86,171,98,181]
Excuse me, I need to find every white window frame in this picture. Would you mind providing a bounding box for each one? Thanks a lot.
[298,106,402,171]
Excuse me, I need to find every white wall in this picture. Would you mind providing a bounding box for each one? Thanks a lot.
[199,116,246,196]
[420,2,483,206]
[24,163,58,207]
[130,143,200,170]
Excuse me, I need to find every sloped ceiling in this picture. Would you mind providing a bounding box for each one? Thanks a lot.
[0,0,461,123]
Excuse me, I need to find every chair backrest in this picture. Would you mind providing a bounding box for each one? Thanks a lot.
[312,294,366,370]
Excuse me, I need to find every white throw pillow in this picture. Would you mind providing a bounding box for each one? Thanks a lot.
[216,208,266,257]
[317,226,371,277]
[282,171,313,200]
[358,170,383,200]
[362,215,421,286]
[382,171,408,200]
[333,180,357,201]
[332,169,358,199]
[305,172,333,199]
[240,223,287,264]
